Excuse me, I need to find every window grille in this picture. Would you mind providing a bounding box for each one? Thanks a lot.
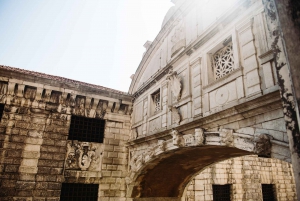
[262,184,276,201]
[213,43,234,79]
[60,183,99,201]
[0,103,4,122]
[68,115,105,143]
[213,184,231,201]
[152,91,161,113]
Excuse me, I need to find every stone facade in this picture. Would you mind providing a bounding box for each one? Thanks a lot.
[0,0,300,200]
[184,156,296,201]
[0,66,132,201]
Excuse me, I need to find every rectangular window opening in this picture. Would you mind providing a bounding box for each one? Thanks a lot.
[68,115,105,143]
[213,184,231,201]
[262,184,276,201]
[60,183,99,201]
[0,103,4,122]
[151,90,161,115]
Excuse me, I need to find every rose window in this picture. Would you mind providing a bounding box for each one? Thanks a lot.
[213,43,234,79]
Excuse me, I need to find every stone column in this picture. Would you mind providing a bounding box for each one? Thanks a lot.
[262,0,300,198]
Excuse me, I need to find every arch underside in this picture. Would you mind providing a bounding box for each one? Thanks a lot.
[132,146,251,198]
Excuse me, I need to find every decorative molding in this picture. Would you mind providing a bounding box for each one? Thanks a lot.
[203,68,242,93]
[258,49,274,64]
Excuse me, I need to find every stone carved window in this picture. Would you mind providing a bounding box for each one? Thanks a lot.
[262,184,276,201]
[68,115,105,143]
[0,103,4,122]
[212,184,231,201]
[60,183,99,201]
[213,42,234,79]
[151,90,161,114]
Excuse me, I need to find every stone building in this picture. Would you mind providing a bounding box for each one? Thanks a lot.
[0,0,300,200]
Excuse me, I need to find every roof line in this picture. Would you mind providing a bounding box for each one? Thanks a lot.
[0,65,129,95]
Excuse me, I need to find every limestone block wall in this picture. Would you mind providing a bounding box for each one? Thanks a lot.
[0,68,132,201]
[184,156,296,201]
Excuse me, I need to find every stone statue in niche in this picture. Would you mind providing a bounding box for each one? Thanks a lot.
[219,128,234,147]
[254,134,272,157]
[171,129,181,146]
[65,141,103,171]
[166,70,182,102]
[169,106,181,125]
[195,128,204,145]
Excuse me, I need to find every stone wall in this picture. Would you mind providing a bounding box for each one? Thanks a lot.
[0,70,132,201]
[184,156,296,201]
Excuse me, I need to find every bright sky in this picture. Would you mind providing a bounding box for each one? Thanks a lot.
[0,0,173,92]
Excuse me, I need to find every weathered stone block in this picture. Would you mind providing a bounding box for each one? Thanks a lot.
[16,181,35,190]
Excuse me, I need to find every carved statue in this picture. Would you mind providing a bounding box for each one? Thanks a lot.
[195,128,204,145]
[254,134,272,157]
[219,129,234,147]
[166,70,182,101]
[171,129,181,146]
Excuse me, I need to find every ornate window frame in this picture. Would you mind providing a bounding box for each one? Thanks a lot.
[205,34,240,85]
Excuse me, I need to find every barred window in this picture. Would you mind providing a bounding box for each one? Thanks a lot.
[0,103,4,122]
[152,90,161,114]
[213,42,234,79]
[68,115,105,143]
[60,183,98,201]
[213,184,231,201]
[262,184,276,201]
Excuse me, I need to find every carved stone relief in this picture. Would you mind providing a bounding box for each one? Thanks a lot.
[166,70,182,102]
[254,134,272,157]
[182,128,205,147]
[129,140,166,172]
[171,129,181,146]
[65,141,103,171]
[195,128,204,145]
[219,129,234,147]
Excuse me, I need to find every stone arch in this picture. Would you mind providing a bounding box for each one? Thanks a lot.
[126,128,291,199]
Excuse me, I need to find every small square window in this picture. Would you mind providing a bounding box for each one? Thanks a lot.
[213,42,234,80]
[213,184,231,201]
[68,115,105,143]
[262,184,276,201]
[60,183,99,201]
[151,90,161,115]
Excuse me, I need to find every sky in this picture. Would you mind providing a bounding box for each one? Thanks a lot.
[0,0,173,92]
